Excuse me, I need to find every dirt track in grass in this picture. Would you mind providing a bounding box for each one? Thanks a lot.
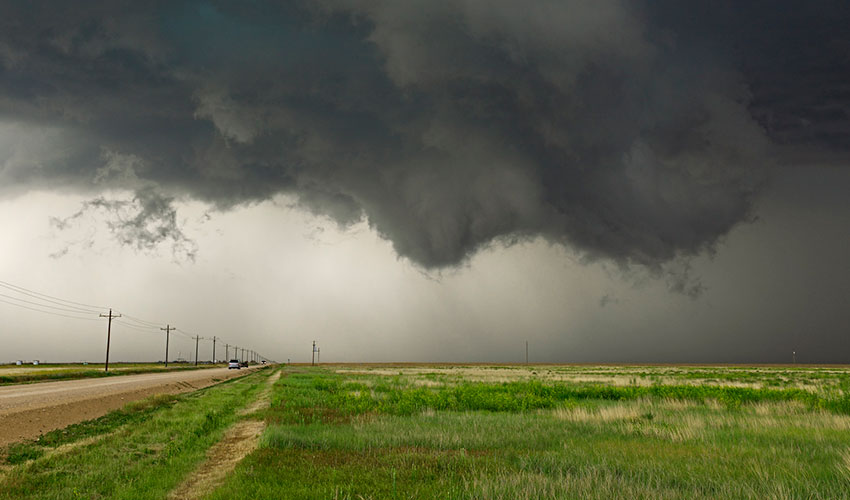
[168,370,281,500]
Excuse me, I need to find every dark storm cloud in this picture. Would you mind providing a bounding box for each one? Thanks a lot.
[1,1,847,269]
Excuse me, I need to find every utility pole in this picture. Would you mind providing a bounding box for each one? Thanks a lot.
[99,308,121,373]
[317,347,320,364]
[211,336,218,364]
[194,335,202,366]
[224,343,229,361]
[161,324,174,367]
[525,341,528,365]
[793,350,796,364]
[312,341,316,366]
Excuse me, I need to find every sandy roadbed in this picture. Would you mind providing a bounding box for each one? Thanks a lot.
[0,366,259,446]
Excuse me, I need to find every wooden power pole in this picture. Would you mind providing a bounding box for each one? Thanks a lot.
[194,335,202,366]
[99,308,121,372]
[161,324,174,367]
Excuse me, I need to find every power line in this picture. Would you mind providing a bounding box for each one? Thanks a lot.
[0,291,100,315]
[118,313,162,328]
[0,297,101,321]
[174,328,197,340]
[0,279,107,310]
[112,320,161,333]
[0,279,274,364]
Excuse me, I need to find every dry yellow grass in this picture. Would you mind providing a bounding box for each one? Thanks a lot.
[334,364,847,393]
[552,404,643,423]
[548,397,850,446]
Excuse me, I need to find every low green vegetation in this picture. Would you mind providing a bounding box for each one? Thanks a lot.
[0,367,272,500]
[0,363,225,385]
[211,366,850,499]
[4,364,850,499]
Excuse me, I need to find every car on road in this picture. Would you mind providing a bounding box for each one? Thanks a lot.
[228,359,240,369]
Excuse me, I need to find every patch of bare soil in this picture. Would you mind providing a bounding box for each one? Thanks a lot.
[168,370,281,500]
[0,368,255,447]
[239,371,280,416]
[167,420,266,500]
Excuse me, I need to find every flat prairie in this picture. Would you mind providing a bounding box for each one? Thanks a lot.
[4,364,850,499]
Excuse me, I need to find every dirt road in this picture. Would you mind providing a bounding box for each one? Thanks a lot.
[0,367,259,446]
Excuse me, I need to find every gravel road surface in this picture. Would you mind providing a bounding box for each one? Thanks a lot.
[0,367,258,446]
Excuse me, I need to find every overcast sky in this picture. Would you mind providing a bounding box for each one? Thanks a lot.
[1,1,848,363]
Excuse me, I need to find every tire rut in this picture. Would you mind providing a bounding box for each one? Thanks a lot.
[167,369,281,500]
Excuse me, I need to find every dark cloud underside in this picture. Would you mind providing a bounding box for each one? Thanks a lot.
[1,0,847,269]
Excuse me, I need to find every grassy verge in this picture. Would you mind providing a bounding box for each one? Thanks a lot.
[2,394,180,465]
[0,366,273,500]
[0,363,229,386]
[207,367,850,499]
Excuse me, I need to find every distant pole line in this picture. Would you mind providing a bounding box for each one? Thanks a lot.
[312,340,316,366]
[99,308,121,372]
[1,278,274,366]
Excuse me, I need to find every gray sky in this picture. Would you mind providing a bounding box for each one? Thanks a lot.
[1,1,848,363]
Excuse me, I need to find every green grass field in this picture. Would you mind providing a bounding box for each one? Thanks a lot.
[0,362,225,385]
[3,364,850,499]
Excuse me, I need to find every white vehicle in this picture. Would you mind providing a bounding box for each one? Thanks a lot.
[228,359,241,369]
